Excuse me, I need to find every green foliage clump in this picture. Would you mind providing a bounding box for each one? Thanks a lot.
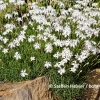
[0,0,100,99]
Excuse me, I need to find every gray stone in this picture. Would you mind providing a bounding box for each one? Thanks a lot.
[0,76,57,100]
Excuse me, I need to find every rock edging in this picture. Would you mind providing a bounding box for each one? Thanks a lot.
[0,76,56,100]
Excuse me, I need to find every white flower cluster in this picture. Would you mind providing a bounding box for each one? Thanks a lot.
[8,31,26,48]
[0,0,7,10]
[0,0,26,10]
[3,24,16,35]
[0,0,100,77]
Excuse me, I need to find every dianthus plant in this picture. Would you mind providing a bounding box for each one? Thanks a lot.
[0,0,100,99]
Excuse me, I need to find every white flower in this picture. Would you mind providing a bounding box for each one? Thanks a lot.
[14,52,21,60]
[22,14,27,19]
[58,68,65,75]
[64,39,70,47]
[76,50,90,63]
[62,24,71,37]
[37,25,44,31]
[30,56,35,61]
[2,48,8,54]
[74,4,81,9]
[4,24,15,30]
[91,46,97,55]
[53,52,61,59]
[75,54,83,63]
[33,42,41,50]
[54,62,61,68]
[58,1,65,8]
[69,39,79,48]
[28,35,35,43]
[68,8,73,13]
[5,13,12,19]
[18,31,26,42]
[22,25,27,31]
[92,3,98,7]
[16,0,25,5]
[37,34,43,40]
[2,31,8,36]
[55,25,63,32]
[85,40,92,51]
[8,28,14,32]
[70,67,77,73]
[62,58,68,64]
[58,61,65,66]
[53,39,62,47]
[12,11,18,16]
[14,38,20,46]
[0,3,7,10]
[49,34,57,41]
[0,0,3,4]
[0,35,3,41]
[81,50,90,59]
[8,42,15,48]
[42,36,48,42]
[44,43,53,53]
[3,38,8,44]
[9,0,16,3]
[29,21,33,25]
[70,61,79,72]
[44,61,52,68]
[61,9,68,15]
[16,17,22,22]
[61,48,73,61]
[71,61,79,68]
[21,69,28,77]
